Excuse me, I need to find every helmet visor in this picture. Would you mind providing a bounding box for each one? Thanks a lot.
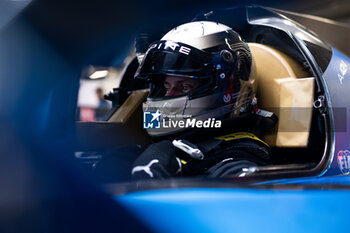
[135,40,213,78]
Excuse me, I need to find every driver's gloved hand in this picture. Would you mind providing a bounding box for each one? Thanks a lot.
[132,140,182,179]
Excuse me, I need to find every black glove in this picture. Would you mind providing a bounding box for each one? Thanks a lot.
[132,140,182,179]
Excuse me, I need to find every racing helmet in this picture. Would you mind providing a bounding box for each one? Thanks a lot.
[135,21,254,137]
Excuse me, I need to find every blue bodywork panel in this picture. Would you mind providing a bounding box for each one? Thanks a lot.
[321,49,350,176]
[116,187,350,233]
